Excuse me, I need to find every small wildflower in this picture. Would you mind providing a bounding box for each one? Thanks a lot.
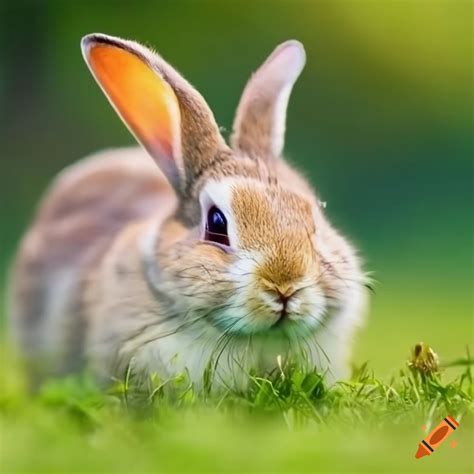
[408,342,440,375]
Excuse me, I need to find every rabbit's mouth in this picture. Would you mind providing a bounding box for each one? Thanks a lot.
[272,306,289,327]
[209,300,328,338]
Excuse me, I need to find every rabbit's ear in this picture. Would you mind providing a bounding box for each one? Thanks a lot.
[231,40,305,161]
[82,34,227,194]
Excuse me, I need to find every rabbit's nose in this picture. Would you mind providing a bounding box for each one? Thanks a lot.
[274,287,298,318]
[272,288,297,324]
[261,279,297,315]
[275,288,293,308]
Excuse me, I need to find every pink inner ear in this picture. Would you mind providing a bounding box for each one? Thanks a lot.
[86,44,181,165]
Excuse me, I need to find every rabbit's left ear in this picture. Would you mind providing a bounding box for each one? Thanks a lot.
[231,40,306,161]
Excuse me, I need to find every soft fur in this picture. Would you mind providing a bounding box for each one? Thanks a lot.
[8,34,368,388]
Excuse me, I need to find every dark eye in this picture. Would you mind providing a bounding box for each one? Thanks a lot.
[205,206,230,246]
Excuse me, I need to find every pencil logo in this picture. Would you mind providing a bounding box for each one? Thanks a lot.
[415,416,460,459]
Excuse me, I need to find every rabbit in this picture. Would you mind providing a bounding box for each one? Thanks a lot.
[8,33,368,389]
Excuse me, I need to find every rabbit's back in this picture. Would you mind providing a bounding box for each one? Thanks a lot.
[8,147,175,378]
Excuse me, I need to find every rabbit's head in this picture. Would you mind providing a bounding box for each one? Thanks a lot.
[82,34,366,342]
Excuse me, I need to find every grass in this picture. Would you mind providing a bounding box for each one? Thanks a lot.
[1,343,473,473]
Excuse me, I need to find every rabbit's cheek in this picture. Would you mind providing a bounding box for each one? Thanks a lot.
[288,288,327,329]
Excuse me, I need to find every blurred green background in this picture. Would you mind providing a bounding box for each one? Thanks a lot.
[0,0,472,374]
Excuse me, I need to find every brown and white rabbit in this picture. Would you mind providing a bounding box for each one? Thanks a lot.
[8,34,368,388]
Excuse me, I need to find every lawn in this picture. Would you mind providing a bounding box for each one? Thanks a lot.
[1,337,472,474]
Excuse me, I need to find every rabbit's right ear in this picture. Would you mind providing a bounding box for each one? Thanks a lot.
[81,34,227,195]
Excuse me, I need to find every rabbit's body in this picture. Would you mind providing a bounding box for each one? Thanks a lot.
[9,34,368,388]
[9,148,174,376]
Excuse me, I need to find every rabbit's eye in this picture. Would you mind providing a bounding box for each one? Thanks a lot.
[205,206,230,246]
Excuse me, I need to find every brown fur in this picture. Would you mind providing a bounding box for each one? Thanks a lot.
[232,182,316,284]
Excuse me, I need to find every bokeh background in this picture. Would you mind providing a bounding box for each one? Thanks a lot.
[1,0,472,374]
